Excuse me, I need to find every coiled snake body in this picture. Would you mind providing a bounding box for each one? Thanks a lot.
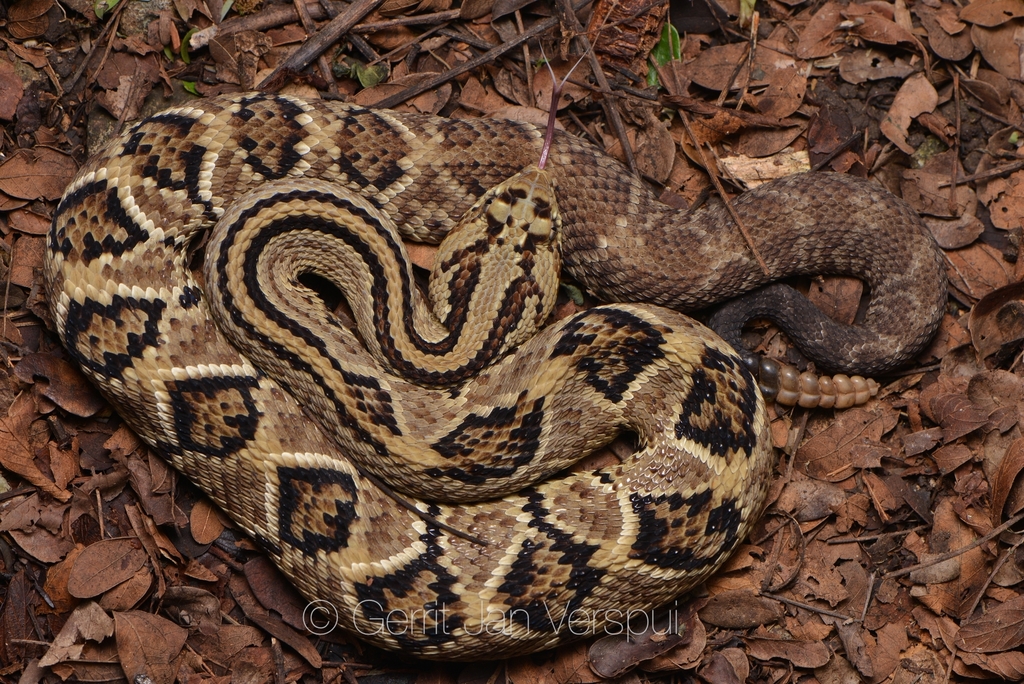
[44,92,945,659]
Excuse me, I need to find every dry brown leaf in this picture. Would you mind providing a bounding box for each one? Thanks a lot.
[990,438,1024,522]
[862,620,909,683]
[931,443,974,474]
[946,241,1014,302]
[67,538,148,598]
[39,601,114,667]
[242,556,308,631]
[743,636,830,668]
[970,22,1024,80]
[968,281,1024,360]
[879,73,938,155]
[795,406,897,482]
[587,614,688,678]
[189,498,226,545]
[0,148,77,201]
[0,393,71,501]
[227,574,322,668]
[698,589,783,629]
[958,649,1024,679]
[916,4,974,61]
[98,567,153,612]
[698,648,748,684]
[113,610,188,684]
[14,353,106,417]
[930,393,989,441]
[955,592,1024,653]
[796,2,842,59]
[960,0,1024,26]
[7,0,53,39]
[0,59,24,121]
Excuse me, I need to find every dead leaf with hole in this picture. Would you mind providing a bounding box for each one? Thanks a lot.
[960,0,1024,26]
[839,49,918,85]
[977,171,1024,230]
[162,586,221,636]
[67,538,148,598]
[0,148,77,201]
[901,167,974,219]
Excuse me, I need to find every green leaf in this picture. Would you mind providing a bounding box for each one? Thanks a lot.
[738,0,756,27]
[164,45,174,61]
[648,22,680,87]
[180,28,196,64]
[219,0,234,21]
[94,0,120,19]
[650,22,680,67]
[182,80,199,95]
[561,283,585,306]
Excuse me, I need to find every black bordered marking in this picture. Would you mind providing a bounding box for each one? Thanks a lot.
[426,396,545,483]
[674,345,760,461]
[502,490,605,631]
[277,466,359,555]
[628,490,732,570]
[62,295,166,381]
[353,505,462,648]
[119,113,197,157]
[161,373,261,459]
[550,308,667,404]
[704,498,742,548]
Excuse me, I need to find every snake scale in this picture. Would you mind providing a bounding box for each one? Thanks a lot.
[44,92,946,659]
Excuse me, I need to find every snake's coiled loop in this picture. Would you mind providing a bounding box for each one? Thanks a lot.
[44,93,779,659]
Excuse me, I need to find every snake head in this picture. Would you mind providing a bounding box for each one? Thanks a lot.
[428,163,563,358]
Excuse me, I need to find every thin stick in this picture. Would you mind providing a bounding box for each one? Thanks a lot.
[353,464,488,546]
[760,592,854,622]
[677,110,771,275]
[827,524,928,545]
[293,0,340,94]
[256,0,386,89]
[551,0,638,175]
[372,11,567,109]
[885,509,1024,580]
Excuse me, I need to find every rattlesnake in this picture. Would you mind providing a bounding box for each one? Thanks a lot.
[43,92,945,659]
